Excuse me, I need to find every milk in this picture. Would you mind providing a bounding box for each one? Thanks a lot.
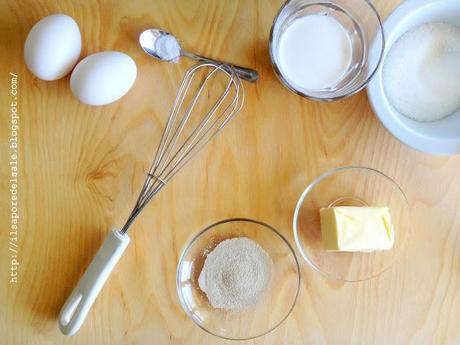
[278,14,352,90]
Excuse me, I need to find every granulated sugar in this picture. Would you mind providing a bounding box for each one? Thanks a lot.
[383,22,460,122]
[198,237,272,311]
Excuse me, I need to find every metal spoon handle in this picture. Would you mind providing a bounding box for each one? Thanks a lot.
[181,51,258,82]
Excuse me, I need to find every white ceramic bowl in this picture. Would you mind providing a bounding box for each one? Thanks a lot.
[367,0,460,155]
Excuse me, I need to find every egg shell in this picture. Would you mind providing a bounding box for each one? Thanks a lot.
[24,14,81,81]
[70,51,137,106]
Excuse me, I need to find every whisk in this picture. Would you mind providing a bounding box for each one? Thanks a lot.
[59,63,244,336]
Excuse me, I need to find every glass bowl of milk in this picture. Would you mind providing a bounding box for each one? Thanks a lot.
[269,0,384,101]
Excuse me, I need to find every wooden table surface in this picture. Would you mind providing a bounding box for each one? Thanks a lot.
[1,0,460,344]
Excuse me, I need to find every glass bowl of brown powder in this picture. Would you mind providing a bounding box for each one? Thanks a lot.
[176,218,300,340]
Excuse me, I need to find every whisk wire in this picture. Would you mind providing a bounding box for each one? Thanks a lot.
[158,68,234,178]
[152,65,243,188]
[120,63,243,234]
[130,65,204,211]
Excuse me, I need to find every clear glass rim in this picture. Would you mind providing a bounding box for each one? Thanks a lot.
[176,217,301,340]
[292,166,410,282]
[268,0,386,102]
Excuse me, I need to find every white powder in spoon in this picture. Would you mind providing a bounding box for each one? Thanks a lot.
[155,34,181,63]
[383,22,460,122]
[198,237,272,311]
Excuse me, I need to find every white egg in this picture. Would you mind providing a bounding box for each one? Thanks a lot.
[70,51,137,106]
[24,14,81,81]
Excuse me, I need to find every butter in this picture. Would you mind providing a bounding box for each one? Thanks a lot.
[320,206,394,252]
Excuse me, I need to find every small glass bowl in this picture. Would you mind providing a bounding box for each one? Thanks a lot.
[293,166,410,282]
[269,0,385,101]
[176,218,300,340]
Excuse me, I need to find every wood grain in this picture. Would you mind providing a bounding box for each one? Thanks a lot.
[1,0,460,344]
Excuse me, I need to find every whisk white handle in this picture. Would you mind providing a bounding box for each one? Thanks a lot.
[58,229,130,336]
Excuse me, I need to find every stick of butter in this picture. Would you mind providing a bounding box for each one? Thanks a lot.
[320,206,394,252]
